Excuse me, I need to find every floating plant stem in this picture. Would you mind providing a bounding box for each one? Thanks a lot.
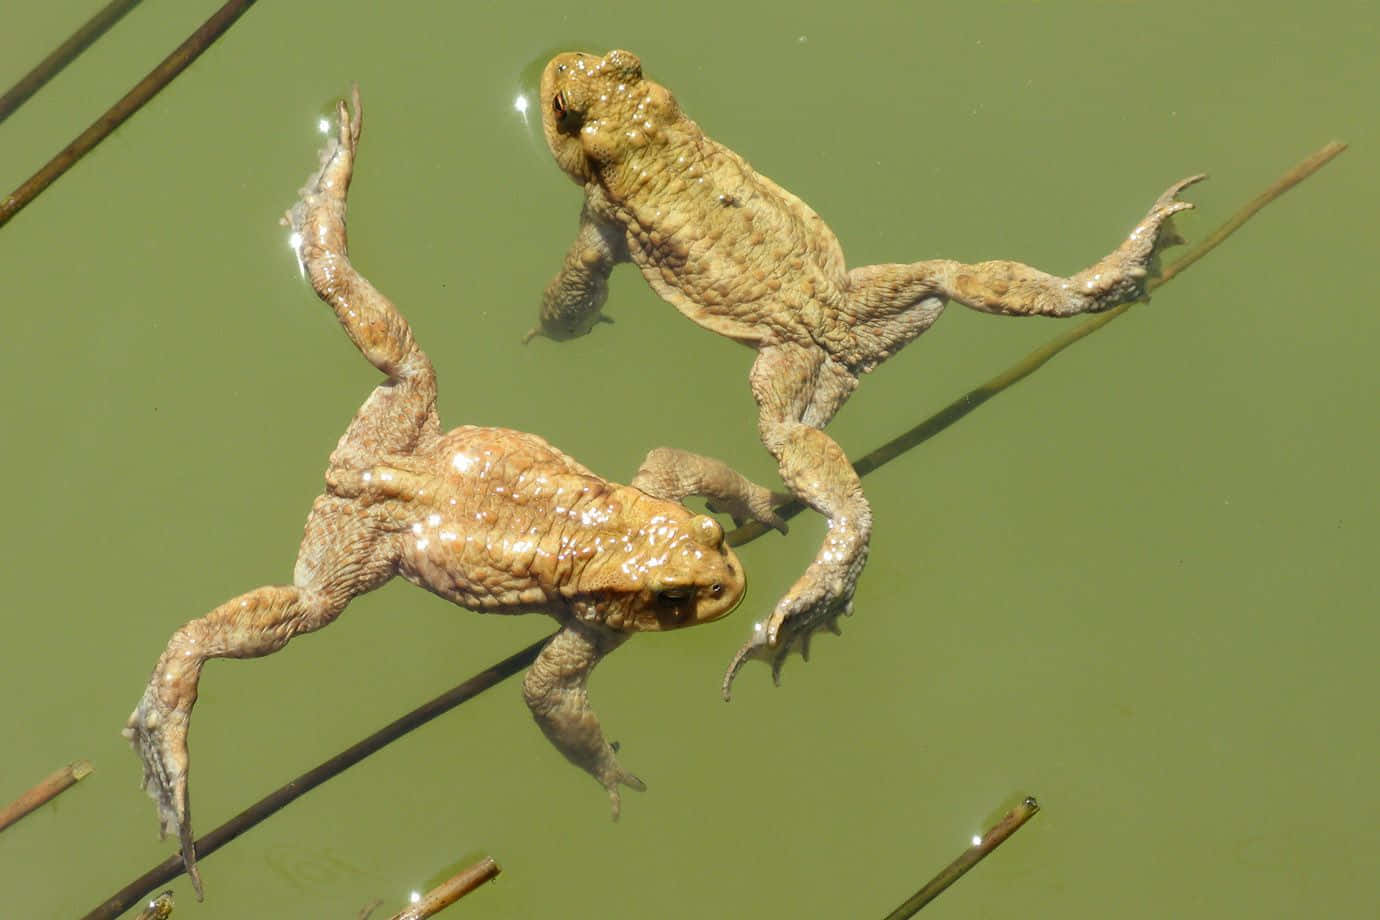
[882,796,1040,918]
[0,0,259,230]
[387,857,502,919]
[0,0,144,125]
[0,759,93,833]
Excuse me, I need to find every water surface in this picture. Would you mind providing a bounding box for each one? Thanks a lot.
[2,1,1376,916]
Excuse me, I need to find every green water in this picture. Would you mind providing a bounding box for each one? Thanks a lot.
[2,2,1376,917]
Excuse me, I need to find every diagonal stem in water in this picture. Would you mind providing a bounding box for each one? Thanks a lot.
[882,796,1040,918]
[0,0,259,230]
[0,759,94,832]
[0,0,145,126]
[386,856,502,919]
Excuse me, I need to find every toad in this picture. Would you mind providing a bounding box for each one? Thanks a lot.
[529,49,1202,694]
[124,89,777,897]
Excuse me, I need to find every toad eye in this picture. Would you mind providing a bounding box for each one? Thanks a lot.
[710,583,724,595]
[551,91,567,118]
[656,588,691,607]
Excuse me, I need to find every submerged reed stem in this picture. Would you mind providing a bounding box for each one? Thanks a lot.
[0,0,144,126]
[0,0,259,230]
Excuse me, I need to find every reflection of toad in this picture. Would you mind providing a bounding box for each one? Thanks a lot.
[530,49,1201,693]
[125,89,776,897]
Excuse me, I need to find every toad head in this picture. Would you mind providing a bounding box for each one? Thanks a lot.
[540,49,682,184]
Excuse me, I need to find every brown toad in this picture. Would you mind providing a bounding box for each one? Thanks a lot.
[529,49,1202,694]
[124,89,775,897]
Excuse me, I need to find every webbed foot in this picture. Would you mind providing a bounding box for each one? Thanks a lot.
[282,85,362,242]
[599,758,647,821]
[721,547,864,699]
[1081,174,1204,306]
[705,487,791,535]
[124,684,203,899]
[1135,173,1205,280]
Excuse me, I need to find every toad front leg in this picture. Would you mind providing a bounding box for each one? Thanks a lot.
[524,623,644,817]
[525,198,628,342]
[631,446,789,534]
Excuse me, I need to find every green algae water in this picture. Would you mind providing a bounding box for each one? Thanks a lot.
[2,2,1376,916]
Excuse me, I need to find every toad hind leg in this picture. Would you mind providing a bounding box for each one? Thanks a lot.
[123,586,338,899]
[126,87,424,899]
[123,529,389,900]
[723,177,1201,694]
[286,86,440,463]
[844,175,1203,364]
[723,344,871,697]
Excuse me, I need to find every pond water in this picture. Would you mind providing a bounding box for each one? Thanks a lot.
[2,1,1376,917]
